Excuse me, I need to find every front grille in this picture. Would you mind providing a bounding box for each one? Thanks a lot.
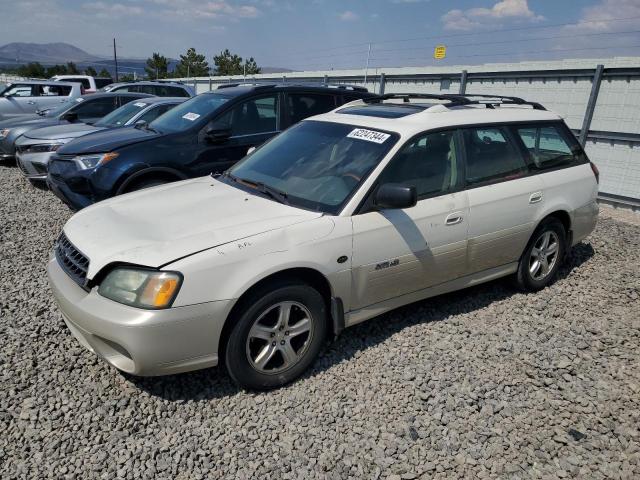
[55,232,90,287]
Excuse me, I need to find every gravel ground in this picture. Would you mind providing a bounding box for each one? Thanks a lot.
[1,163,639,480]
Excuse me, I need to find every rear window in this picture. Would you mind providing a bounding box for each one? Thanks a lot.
[167,86,190,97]
[515,124,583,170]
[65,78,91,89]
[95,78,113,89]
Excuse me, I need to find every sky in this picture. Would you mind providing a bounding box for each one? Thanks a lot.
[0,0,639,71]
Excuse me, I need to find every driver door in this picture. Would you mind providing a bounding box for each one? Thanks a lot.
[192,93,282,176]
[350,130,469,310]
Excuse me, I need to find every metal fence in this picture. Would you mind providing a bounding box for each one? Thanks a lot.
[176,59,640,208]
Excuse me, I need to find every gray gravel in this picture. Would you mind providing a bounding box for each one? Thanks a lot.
[1,163,639,479]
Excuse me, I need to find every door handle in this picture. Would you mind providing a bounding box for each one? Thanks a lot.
[445,212,463,225]
[529,191,543,204]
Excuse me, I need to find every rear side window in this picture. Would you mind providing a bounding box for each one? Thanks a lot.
[167,86,190,97]
[515,125,580,170]
[286,93,336,125]
[463,126,528,186]
[95,78,113,89]
[72,96,118,120]
[38,84,72,97]
[66,78,91,89]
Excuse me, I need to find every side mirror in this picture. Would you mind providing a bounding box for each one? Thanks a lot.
[62,112,79,123]
[205,128,232,144]
[135,120,147,128]
[374,183,417,210]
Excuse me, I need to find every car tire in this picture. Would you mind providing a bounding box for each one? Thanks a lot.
[515,217,566,292]
[224,280,327,390]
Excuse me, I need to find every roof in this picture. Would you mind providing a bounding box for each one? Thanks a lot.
[107,81,188,87]
[209,82,371,97]
[5,79,79,86]
[132,96,186,105]
[78,92,155,100]
[311,95,562,138]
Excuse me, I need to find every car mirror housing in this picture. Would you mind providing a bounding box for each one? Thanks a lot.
[205,128,232,144]
[62,112,79,123]
[374,183,417,210]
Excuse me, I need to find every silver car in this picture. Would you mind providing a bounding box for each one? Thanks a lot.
[0,92,151,161]
[0,80,82,121]
[16,97,185,183]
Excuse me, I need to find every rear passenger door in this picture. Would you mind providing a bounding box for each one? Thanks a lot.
[462,125,544,274]
[351,130,469,310]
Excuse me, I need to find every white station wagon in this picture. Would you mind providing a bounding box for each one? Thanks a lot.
[48,93,599,389]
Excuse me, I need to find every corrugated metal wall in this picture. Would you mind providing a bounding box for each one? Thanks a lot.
[176,57,640,203]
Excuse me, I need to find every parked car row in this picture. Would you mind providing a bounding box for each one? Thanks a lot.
[3,84,599,390]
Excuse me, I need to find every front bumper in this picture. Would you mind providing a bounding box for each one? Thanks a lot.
[16,151,52,181]
[48,255,234,376]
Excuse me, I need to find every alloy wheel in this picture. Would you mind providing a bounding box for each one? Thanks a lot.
[529,230,560,281]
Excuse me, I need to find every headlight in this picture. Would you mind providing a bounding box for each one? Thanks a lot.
[74,152,119,170]
[98,268,182,309]
[24,143,63,153]
[0,128,10,138]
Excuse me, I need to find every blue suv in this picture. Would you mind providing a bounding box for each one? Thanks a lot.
[47,83,373,210]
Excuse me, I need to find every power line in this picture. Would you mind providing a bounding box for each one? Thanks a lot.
[261,15,640,61]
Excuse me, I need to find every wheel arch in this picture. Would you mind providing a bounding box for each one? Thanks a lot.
[218,267,338,362]
[116,167,187,194]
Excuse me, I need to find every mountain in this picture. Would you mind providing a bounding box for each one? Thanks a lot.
[0,42,100,64]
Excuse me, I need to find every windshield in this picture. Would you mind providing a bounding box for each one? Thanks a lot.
[95,100,148,127]
[150,93,230,133]
[227,121,398,214]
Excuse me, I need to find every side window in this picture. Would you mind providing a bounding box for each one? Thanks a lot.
[66,78,91,89]
[38,84,72,96]
[72,97,118,120]
[231,95,279,136]
[286,93,336,125]
[377,130,459,198]
[1,84,34,97]
[463,126,528,186]
[168,86,190,97]
[515,125,578,169]
[138,104,172,123]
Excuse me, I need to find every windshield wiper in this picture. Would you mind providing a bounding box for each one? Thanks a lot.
[228,175,289,205]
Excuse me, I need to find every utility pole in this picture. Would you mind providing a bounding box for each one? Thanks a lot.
[364,43,371,84]
[113,38,119,82]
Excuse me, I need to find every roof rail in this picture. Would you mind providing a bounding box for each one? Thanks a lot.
[215,82,368,92]
[363,92,546,110]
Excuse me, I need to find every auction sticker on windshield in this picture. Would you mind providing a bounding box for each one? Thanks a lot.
[182,112,200,121]
[347,128,390,144]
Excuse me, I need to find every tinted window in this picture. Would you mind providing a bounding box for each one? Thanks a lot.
[167,86,190,97]
[287,93,335,124]
[137,85,157,95]
[212,95,279,136]
[463,127,527,186]
[228,121,397,214]
[516,125,578,169]
[72,97,118,121]
[378,130,458,198]
[95,78,113,89]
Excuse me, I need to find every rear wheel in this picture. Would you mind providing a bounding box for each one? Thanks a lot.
[224,280,327,390]
[515,218,566,291]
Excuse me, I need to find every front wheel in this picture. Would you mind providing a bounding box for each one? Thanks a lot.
[515,218,566,291]
[224,280,327,390]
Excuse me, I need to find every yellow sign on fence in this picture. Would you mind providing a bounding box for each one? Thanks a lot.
[434,45,447,60]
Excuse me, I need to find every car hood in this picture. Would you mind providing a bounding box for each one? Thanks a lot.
[23,123,103,141]
[63,176,323,279]
[57,125,159,154]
